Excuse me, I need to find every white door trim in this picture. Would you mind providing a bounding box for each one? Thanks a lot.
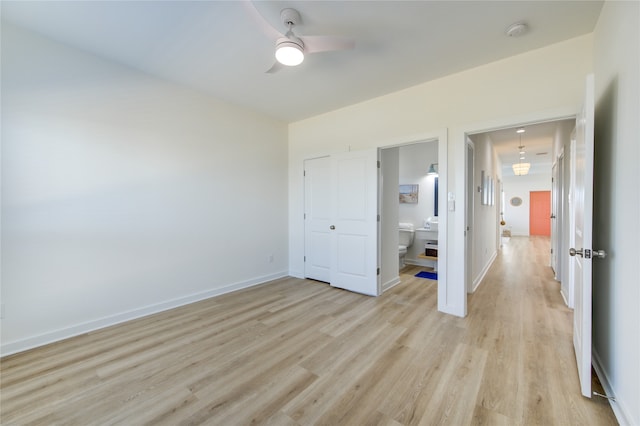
[377,129,449,314]
[452,106,580,316]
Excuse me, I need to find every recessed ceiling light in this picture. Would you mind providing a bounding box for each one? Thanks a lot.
[506,22,528,37]
[516,127,526,133]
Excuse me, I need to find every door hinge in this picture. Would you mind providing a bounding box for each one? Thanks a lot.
[377,214,381,222]
[377,160,381,168]
[377,268,380,276]
[304,213,306,220]
[304,256,306,262]
[303,170,306,177]
[551,248,553,254]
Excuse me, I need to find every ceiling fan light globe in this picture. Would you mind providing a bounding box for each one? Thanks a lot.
[275,40,304,66]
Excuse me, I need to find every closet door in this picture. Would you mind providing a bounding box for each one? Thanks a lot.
[329,149,379,296]
[304,157,331,282]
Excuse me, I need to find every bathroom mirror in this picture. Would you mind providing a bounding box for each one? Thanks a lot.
[434,177,439,216]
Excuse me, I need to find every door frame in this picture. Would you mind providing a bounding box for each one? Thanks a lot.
[465,139,475,294]
[377,129,449,313]
[455,108,578,316]
[552,150,566,283]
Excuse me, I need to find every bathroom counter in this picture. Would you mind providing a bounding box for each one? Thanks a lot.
[418,254,438,261]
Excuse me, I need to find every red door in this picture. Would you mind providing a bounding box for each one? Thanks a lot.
[530,191,551,236]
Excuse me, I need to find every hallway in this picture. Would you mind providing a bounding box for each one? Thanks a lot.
[459,236,615,424]
[1,238,617,424]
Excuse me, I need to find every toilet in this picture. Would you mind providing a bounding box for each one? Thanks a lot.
[399,223,415,268]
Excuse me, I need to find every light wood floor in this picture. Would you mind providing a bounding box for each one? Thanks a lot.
[1,237,616,425]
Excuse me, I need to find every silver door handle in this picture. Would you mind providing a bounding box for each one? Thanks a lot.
[570,248,607,259]
[330,225,335,230]
[569,248,583,257]
[593,249,607,259]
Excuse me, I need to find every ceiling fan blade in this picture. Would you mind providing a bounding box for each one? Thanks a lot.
[241,0,283,40]
[265,61,284,74]
[302,35,355,54]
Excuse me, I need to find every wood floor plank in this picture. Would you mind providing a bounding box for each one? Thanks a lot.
[416,342,489,426]
[0,237,618,425]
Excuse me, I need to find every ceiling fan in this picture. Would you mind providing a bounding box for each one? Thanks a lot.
[245,4,355,73]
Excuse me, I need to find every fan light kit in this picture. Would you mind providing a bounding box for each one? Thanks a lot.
[275,9,305,66]
[262,7,355,73]
[276,38,304,66]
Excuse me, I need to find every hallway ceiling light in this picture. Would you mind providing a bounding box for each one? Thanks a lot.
[512,134,530,176]
[427,163,439,175]
[512,162,531,176]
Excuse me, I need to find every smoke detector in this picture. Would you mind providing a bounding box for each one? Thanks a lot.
[505,22,528,37]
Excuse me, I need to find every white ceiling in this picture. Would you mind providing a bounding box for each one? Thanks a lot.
[2,0,603,124]
[472,119,575,176]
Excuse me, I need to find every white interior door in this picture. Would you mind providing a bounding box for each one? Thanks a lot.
[570,74,595,398]
[329,149,379,296]
[304,157,331,282]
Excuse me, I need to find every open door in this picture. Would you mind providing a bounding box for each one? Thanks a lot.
[569,74,605,398]
[329,149,379,296]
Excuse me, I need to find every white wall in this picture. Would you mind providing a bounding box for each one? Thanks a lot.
[502,174,552,236]
[380,147,400,290]
[1,24,289,355]
[592,2,640,424]
[467,133,501,290]
[289,34,593,316]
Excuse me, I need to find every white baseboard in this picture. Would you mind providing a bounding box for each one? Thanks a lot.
[1,271,288,357]
[288,268,305,279]
[382,276,401,292]
[592,349,635,426]
[470,251,497,293]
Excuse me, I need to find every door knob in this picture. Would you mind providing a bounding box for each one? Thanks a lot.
[593,249,607,259]
[569,248,583,257]
[330,225,335,230]
[570,248,607,259]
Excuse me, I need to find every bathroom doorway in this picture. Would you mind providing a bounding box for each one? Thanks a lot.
[379,139,441,292]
